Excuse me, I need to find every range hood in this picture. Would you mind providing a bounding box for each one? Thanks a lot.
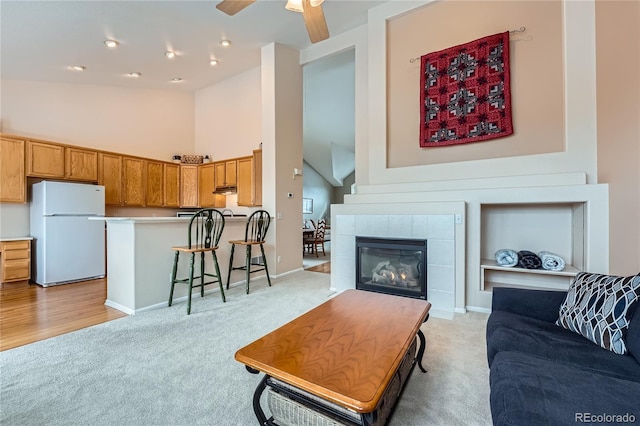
[213,185,237,195]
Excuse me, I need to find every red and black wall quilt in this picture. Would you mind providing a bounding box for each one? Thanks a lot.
[420,32,513,147]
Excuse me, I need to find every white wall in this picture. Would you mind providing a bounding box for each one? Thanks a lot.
[302,161,332,223]
[0,80,194,161]
[303,49,355,185]
[194,67,262,160]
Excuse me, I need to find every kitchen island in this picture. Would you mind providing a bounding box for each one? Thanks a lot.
[95,216,266,314]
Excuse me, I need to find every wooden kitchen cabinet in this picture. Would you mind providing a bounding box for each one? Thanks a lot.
[98,153,123,206]
[214,159,237,188]
[123,157,146,206]
[180,165,199,208]
[0,138,26,204]
[164,163,180,208]
[145,160,164,207]
[0,240,31,284]
[65,146,98,181]
[237,150,262,207]
[26,140,65,178]
[236,156,253,206]
[27,140,97,182]
[253,149,262,206]
[198,164,226,208]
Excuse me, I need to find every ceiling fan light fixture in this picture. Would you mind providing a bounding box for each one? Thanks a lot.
[210,59,219,66]
[69,65,86,71]
[104,39,119,48]
[285,0,304,13]
[128,72,141,78]
[165,51,176,59]
[220,39,231,47]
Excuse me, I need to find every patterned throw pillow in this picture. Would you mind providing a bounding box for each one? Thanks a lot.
[557,272,640,354]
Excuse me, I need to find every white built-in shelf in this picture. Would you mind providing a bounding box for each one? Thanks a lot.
[480,259,580,292]
[479,201,586,292]
[481,259,580,277]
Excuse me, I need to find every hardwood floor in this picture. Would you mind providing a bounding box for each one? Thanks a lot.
[305,261,331,274]
[0,278,126,351]
[1,260,330,352]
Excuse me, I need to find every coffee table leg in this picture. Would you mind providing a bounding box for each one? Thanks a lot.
[252,374,270,425]
[246,365,260,374]
[416,329,427,373]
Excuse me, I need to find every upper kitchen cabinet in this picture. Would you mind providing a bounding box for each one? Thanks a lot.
[214,159,237,189]
[0,137,26,203]
[27,140,98,182]
[164,163,180,208]
[145,160,164,207]
[64,147,98,181]
[98,153,123,206]
[122,157,146,206]
[180,165,199,208]
[237,150,262,207]
[199,163,225,208]
[26,140,65,178]
[253,149,263,206]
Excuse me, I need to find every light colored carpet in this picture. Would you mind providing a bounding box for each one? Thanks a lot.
[0,271,491,426]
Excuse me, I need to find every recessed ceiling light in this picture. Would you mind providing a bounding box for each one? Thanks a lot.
[104,39,119,48]
[69,65,86,71]
[128,72,142,78]
[220,39,231,47]
[171,78,183,83]
[210,59,219,66]
[165,51,176,59]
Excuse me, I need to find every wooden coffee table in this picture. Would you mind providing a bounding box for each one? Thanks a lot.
[235,289,431,425]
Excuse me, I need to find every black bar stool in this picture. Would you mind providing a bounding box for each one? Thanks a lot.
[226,210,272,294]
[168,209,226,314]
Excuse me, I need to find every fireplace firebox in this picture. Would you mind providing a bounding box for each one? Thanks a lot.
[356,237,428,300]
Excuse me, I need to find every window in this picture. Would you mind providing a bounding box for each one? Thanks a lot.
[302,198,313,214]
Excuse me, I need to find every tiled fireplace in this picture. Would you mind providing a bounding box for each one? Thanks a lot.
[331,201,465,318]
[356,236,428,300]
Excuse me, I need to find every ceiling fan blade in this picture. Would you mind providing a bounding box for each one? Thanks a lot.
[302,0,329,43]
[216,0,256,16]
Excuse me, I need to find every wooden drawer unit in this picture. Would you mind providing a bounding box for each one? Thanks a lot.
[1,240,31,284]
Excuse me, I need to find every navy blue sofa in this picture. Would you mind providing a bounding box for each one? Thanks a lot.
[486,287,640,425]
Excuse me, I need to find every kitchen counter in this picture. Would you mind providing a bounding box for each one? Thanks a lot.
[95,216,266,314]
[96,216,250,223]
[0,237,34,241]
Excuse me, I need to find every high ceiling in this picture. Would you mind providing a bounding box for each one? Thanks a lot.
[0,0,385,92]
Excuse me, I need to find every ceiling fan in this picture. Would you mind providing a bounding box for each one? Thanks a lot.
[216,0,330,44]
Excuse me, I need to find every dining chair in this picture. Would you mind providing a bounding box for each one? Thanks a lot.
[226,210,272,294]
[310,219,327,257]
[168,208,226,315]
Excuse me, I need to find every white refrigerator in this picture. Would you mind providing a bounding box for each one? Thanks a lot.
[30,181,106,286]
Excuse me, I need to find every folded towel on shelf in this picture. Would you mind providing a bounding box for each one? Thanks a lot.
[517,250,542,269]
[495,249,518,267]
[538,251,566,271]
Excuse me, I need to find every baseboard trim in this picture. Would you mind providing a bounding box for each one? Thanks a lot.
[466,306,491,314]
[104,299,135,315]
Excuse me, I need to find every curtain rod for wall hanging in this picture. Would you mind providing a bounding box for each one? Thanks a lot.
[408,27,526,63]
